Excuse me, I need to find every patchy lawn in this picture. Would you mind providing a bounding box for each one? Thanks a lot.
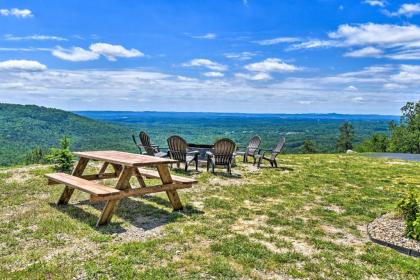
[0,154,419,279]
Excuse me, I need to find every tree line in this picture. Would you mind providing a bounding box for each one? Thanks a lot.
[299,101,420,154]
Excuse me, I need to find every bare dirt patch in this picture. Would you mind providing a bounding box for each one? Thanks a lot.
[324,205,345,214]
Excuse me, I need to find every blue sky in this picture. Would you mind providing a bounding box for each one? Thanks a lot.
[0,0,419,114]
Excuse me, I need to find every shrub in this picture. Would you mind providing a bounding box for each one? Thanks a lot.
[300,140,317,154]
[46,136,74,173]
[397,190,420,240]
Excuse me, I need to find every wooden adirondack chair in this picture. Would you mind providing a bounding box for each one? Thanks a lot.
[167,135,199,171]
[206,138,237,174]
[236,135,262,163]
[255,137,286,168]
[132,131,167,157]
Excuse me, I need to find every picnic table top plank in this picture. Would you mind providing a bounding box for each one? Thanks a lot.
[73,150,177,167]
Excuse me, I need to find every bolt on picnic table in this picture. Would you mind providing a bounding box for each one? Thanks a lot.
[45,151,197,226]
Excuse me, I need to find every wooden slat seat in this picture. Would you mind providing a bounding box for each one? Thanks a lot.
[46,173,120,197]
[137,168,197,184]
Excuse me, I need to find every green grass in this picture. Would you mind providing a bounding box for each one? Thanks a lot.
[0,154,419,279]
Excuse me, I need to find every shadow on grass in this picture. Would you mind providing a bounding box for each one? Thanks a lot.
[210,172,242,178]
[257,166,294,171]
[49,195,204,234]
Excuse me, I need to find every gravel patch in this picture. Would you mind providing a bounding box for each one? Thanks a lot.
[368,213,420,257]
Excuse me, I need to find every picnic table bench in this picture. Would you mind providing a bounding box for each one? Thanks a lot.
[46,150,197,226]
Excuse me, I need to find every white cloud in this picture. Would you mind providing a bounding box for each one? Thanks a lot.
[244,58,302,72]
[4,34,67,41]
[256,37,300,46]
[363,0,386,7]
[52,43,144,62]
[235,72,272,81]
[386,49,420,60]
[344,47,383,57]
[52,47,100,62]
[0,8,33,18]
[223,51,257,60]
[0,65,416,114]
[191,33,217,39]
[203,71,224,78]
[352,97,364,103]
[89,43,143,61]
[346,85,358,91]
[329,23,420,47]
[0,60,46,72]
[287,39,337,50]
[182,58,228,71]
[387,3,420,17]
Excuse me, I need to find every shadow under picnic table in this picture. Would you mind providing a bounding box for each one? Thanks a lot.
[49,195,204,234]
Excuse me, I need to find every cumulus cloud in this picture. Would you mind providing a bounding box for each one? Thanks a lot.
[235,72,272,81]
[52,47,100,62]
[0,8,33,18]
[344,47,383,57]
[182,58,228,71]
[191,33,217,39]
[386,3,420,17]
[89,43,144,61]
[289,23,420,60]
[329,23,420,47]
[52,43,144,62]
[256,37,300,46]
[203,71,224,78]
[363,0,386,7]
[4,34,67,41]
[244,58,302,72]
[0,60,46,72]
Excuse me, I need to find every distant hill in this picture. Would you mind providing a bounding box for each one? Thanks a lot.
[0,103,135,166]
[75,111,396,154]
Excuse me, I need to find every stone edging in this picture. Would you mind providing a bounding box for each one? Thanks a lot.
[367,216,420,258]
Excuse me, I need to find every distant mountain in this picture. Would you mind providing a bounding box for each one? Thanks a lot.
[0,104,135,166]
[76,111,399,123]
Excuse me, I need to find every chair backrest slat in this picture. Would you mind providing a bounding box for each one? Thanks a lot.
[167,135,188,162]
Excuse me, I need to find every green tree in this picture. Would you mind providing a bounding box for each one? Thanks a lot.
[336,122,354,152]
[300,140,317,154]
[357,133,388,152]
[25,147,47,164]
[46,136,74,173]
[388,100,420,154]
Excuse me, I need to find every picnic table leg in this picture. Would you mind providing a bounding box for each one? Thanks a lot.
[134,168,147,187]
[96,166,133,226]
[157,164,183,210]
[57,157,89,205]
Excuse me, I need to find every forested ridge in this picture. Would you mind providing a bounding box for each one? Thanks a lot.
[0,103,134,166]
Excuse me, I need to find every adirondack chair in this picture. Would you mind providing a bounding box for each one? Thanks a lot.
[255,136,286,168]
[132,131,167,157]
[236,135,262,163]
[206,138,237,174]
[167,135,199,171]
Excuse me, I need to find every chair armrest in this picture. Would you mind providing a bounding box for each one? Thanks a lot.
[206,151,214,158]
[187,150,200,155]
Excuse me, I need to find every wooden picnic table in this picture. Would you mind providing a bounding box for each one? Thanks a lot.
[46,150,197,226]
